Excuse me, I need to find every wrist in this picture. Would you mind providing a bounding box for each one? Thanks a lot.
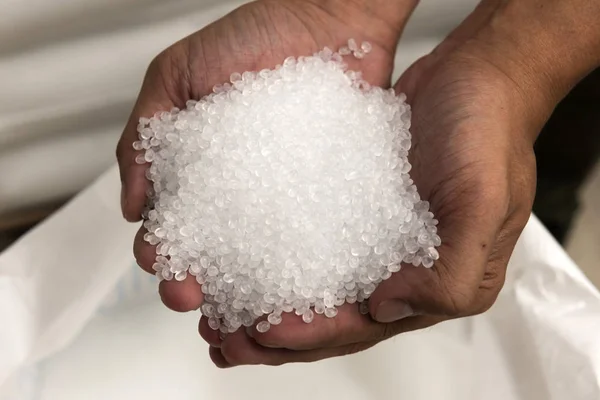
[470,0,600,121]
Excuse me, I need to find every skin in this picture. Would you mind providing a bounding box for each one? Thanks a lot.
[117,0,600,368]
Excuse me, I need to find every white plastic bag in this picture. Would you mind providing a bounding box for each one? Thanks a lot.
[1,165,599,400]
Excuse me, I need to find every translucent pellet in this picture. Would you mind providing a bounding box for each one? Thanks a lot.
[267,313,283,326]
[353,50,366,59]
[339,46,351,56]
[302,309,315,324]
[174,270,187,281]
[361,41,373,54]
[324,308,338,318]
[256,321,271,333]
[348,38,358,52]
[136,40,441,335]
[208,317,220,330]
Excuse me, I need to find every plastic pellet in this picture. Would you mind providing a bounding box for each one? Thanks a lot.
[302,309,314,324]
[267,313,283,326]
[256,321,271,333]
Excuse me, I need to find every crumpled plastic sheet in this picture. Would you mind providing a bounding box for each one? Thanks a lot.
[0,165,598,400]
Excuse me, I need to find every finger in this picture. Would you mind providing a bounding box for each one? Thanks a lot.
[369,244,489,323]
[249,303,444,351]
[369,264,442,321]
[117,56,178,222]
[220,316,443,366]
[369,192,503,322]
[368,173,511,322]
[199,316,224,348]
[370,150,511,322]
[249,303,375,350]
[158,275,203,312]
[209,346,231,369]
[134,222,205,312]
[218,329,370,366]
[133,226,157,274]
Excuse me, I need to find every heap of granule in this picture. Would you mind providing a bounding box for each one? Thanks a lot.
[135,43,441,334]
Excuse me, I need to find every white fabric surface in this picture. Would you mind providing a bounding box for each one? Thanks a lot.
[1,166,599,400]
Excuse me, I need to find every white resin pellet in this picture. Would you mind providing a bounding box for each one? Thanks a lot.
[136,41,441,333]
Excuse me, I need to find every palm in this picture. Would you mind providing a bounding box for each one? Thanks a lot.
[375,50,537,314]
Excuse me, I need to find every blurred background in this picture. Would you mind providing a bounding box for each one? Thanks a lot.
[0,0,598,285]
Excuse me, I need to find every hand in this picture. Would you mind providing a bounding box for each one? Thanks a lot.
[116,0,417,364]
[199,0,600,367]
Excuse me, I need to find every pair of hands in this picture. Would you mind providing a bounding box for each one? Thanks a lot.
[117,0,595,367]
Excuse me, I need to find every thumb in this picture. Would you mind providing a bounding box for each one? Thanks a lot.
[368,211,497,323]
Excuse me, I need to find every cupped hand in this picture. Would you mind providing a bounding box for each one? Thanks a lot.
[116,0,415,361]
[199,1,551,368]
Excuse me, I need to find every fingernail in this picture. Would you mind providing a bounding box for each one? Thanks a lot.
[245,326,254,338]
[375,300,414,323]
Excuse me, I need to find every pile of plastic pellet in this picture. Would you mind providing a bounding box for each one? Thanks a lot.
[136,40,441,334]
